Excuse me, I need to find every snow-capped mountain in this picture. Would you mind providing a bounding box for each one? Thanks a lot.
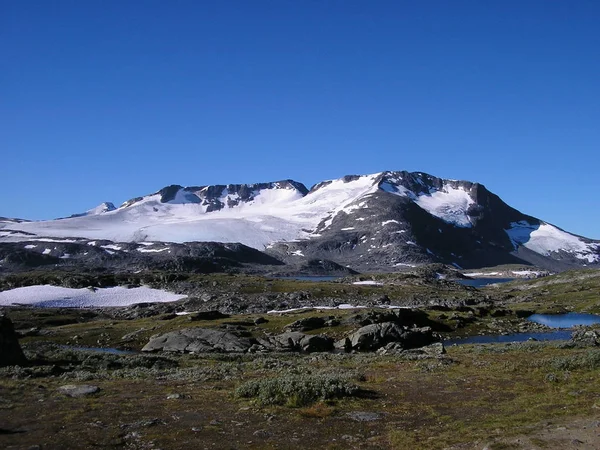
[1,171,598,271]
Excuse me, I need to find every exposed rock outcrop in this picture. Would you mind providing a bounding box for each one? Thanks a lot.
[0,314,27,367]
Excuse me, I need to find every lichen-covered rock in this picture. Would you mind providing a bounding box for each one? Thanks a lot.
[346,322,438,352]
[571,329,600,346]
[142,327,253,353]
[0,314,27,367]
[258,331,334,352]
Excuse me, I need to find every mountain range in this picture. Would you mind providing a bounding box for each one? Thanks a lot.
[1,171,598,273]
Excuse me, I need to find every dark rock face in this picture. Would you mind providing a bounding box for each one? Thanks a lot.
[155,180,309,212]
[188,311,230,321]
[0,239,284,274]
[284,317,327,332]
[0,315,27,367]
[142,327,254,353]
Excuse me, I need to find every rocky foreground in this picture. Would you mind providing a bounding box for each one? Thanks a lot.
[1,268,600,449]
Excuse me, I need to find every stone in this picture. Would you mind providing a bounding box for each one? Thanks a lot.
[254,317,268,325]
[188,310,230,321]
[0,314,27,367]
[346,411,382,422]
[347,322,438,351]
[571,329,600,346]
[141,327,253,353]
[284,317,326,332]
[58,384,100,398]
[259,331,334,352]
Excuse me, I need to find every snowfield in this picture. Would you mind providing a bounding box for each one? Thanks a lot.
[506,221,599,263]
[0,173,382,249]
[0,285,187,308]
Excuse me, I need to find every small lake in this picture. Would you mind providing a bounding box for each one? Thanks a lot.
[457,278,515,288]
[446,312,600,346]
[528,312,600,328]
[61,345,137,355]
[445,330,573,346]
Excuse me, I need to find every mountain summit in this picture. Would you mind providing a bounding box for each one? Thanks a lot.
[1,171,598,271]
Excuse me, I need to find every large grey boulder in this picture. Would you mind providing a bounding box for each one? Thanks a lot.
[0,314,27,367]
[142,327,253,353]
[346,322,438,352]
[258,331,334,352]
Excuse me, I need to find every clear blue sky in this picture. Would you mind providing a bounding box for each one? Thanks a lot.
[2,0,599,238]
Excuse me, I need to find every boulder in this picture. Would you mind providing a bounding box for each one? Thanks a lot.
[142,327,253,353]
[346,322,438,352]
[0,314,27,367]
[258,331,334,352]
[58,384,100,398]
[284,316,326,332]
[188,310,230,321]
[571,329,600,346]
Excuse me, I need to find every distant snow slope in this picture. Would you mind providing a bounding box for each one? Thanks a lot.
[506,221,599,263]
[0,174,381,249]
[0,285,186,308]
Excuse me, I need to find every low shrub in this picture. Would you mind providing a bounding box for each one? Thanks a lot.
[235,373,360,407]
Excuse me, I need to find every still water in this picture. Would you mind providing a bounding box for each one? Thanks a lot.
[446,313,600,346]
[457,278,515,288]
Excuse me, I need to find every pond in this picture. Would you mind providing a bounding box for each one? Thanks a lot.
[61,345,137,355]
[444,330,573,346]
[527,312,600,328]
[457,278,515,288]
[446,312,600,346]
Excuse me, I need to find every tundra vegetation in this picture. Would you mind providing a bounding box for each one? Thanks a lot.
[1,266,600,449]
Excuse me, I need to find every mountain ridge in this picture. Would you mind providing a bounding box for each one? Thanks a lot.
[1,170,598,272]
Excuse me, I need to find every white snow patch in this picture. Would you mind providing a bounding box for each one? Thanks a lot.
[102,244,122,251]
[24,245,37,249]
[290,250,305,256]
[42,249,51,255]
[381,220,399,226]
[506,222,599,263]
[341,227,355,231]
[31,238,81,243]
[352,281,384,286]
[137,247,169,253]
[0,285,186,308]
[415,186,474,227]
